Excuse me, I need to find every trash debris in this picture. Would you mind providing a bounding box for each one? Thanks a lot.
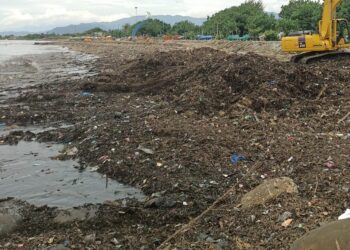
[263,210,269,215]
[98,155,111,163]
[111,238,119,245]
[241,177,298,208]
[230,154,247,164]
[89,166,100,172]
[0,214,19,236]
[278,211,292,222]
[287,136,295,141]
[219,111,226,117]
[144,197,176,208]
[138,145,154,155]
[324,159,336,168]
[281,219,293,228]
[80,91,93,97]
[63,240,70,247]
[250,215,256,222]
[338,209,350,220]
[84,233,96,243]
[244,115,252,121]
[114,112,123,119]
[65,147,78,156]
[0,122,6,129]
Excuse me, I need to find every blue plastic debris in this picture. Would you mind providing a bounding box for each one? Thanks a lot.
[0,122,6,129]
[196,35,214,41]
[230,154,247,164]
[80,91,93,97]
[63,240,70,247]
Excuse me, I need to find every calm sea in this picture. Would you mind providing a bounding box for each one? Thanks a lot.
[0,40,67,62]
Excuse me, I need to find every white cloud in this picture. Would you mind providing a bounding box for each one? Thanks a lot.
[179,0,289,17]
[264,0,290,12]
[0,0,289,32]
[0,6,129,31]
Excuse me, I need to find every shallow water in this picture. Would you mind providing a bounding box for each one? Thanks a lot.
[0,40,68,62]
[0,40,97,103]
[0,41,131,208]
[0,141,144,208]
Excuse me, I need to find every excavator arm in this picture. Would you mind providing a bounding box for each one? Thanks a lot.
[319,0,341,41]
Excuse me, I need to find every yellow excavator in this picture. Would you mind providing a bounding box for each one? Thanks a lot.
[282,0,350,63]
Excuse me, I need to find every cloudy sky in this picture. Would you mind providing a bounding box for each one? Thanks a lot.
[0,0,289,32]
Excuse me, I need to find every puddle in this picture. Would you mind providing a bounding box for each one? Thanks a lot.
[0,141,144,208]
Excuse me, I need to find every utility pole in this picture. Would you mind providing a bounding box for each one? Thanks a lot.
[135,7,138,17]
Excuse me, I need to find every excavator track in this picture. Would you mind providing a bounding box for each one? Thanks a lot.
[291,50,350,63]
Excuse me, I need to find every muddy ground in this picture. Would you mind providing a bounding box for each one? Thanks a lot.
[1,40,350,249]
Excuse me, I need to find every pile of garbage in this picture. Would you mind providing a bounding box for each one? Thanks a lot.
[84,47,347,116]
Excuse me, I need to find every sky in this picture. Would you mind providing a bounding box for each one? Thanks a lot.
[0,0,289,32]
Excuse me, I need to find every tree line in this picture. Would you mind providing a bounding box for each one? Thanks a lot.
[108,0,350,40]
[2,0,350,41]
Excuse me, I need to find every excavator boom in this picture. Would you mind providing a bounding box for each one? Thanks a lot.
[319,0,340,40]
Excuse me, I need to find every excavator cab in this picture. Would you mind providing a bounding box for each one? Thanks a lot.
[336,19,350,45]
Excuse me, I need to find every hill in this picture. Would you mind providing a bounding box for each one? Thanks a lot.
[47,15,206,35]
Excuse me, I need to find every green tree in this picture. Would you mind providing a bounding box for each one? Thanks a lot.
[21,33,48,40]
[109,29,125,38]
[264,30,279,40]
[82,27,106,35]
[277,18,298,34]
[203,8,239,36]
[247,13,277,37]
[202,0,276,38]
[338,0,350,21]
[132,19,171,37]
[122,24,132,35]
[279,0,322,32]
[171,21,199,37]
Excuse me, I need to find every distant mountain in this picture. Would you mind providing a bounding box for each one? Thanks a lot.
[48,15,207,35]
[0,31,30,36]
